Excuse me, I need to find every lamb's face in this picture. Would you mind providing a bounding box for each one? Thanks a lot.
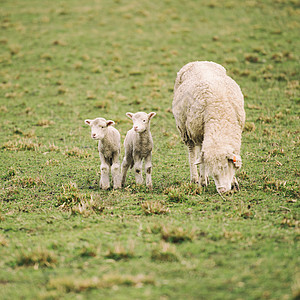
[126,112,156,133]
[85,118,115,140]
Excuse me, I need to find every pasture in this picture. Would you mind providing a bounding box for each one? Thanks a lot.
[0,0,299,299]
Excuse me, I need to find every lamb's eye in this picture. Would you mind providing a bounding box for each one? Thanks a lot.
[143,120,146,123]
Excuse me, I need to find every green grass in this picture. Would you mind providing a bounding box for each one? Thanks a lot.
[0,0,299,299]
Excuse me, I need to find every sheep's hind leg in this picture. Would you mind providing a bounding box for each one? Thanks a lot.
[188,143,199,184]
[121,156,132,187]
[111,152,121,189]
[100,163,110,190]
[99,153,110,190]
[145,153,153,189]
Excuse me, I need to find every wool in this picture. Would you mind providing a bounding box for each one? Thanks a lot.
[172,61,245,193]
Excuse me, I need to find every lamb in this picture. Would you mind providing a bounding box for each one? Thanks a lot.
[172,61,245,193]
[121,112,156,189]
[85,117,121,190]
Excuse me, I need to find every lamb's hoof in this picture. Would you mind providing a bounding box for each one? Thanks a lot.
[147,184,153,190]
[100,182,110,190]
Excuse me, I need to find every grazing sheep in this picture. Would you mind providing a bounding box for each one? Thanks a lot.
[172,61,245,193]
[121,112,156,189]
[85,117,121,190]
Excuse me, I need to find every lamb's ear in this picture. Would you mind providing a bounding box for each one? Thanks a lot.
[227,154,242,169]
[85,119,92,126]
[126,112,133,119]
[106,120,115,127]
[148,112,156,120]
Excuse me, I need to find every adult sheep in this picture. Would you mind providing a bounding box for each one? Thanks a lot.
[172,61,245,193]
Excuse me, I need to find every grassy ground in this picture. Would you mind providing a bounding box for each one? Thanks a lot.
[0,0,299,299]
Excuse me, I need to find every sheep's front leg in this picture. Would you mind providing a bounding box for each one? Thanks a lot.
[188,144,199,184]
[133,155,143,185]
[99,153,110,190]
[111,152,121,189]
[199,163,209,187]
[144,153,153,189]
[231,176,239,191]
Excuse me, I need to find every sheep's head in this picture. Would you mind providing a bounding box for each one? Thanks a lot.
[126,112,156,133]
[196,152,242,193]
[84,118,115,140]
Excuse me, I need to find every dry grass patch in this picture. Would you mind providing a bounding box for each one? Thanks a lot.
[105,241,135,261]
[36,119,55,127]
[141,201,170,215]
[161,225,196,244]
[64,147,91,158]
[48,143,60,152]
[48,273,155,293]
[94,100,110,110]
[0,234,8,247]
[12,176,46,188]
[243,122,256,132]
[71,195,105,217]
[2,138,41,151]
[151,241,180,262]
[16,247,57,268]
[56,182,89,208]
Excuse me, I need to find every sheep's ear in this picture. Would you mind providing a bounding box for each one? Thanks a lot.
[106,120,115,127]
[126,112,133,119]
[85,119,92,126]
[148,112,156,120]
[227,154,242,169]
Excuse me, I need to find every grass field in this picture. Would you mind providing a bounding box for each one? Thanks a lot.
[0,0,299,299]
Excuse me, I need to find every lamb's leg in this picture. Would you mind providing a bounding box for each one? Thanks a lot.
[99,154,110,190]
[144,153,153,189]
[121,155,132,187]
[111,152,121,189]
[133,155,143,185]
[188,143,199,184]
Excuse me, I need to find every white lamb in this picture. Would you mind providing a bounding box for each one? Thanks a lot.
[121,112,156,189]
[85,117,121,190]
[172,61,245,193]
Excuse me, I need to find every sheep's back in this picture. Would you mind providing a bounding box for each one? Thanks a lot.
[173,61,245,144]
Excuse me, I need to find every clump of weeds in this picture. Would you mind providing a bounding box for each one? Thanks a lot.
[141,201,170,215]
[71,195,105,216]
[160,225,196,243]
[47,273,155,293]
[2,138,41,151]
[56,182,90,208]
[15,247,57,268]
[164,186,188,202]
[105,241,135,261]
[64,147,91,158]
[151,241,180,262]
